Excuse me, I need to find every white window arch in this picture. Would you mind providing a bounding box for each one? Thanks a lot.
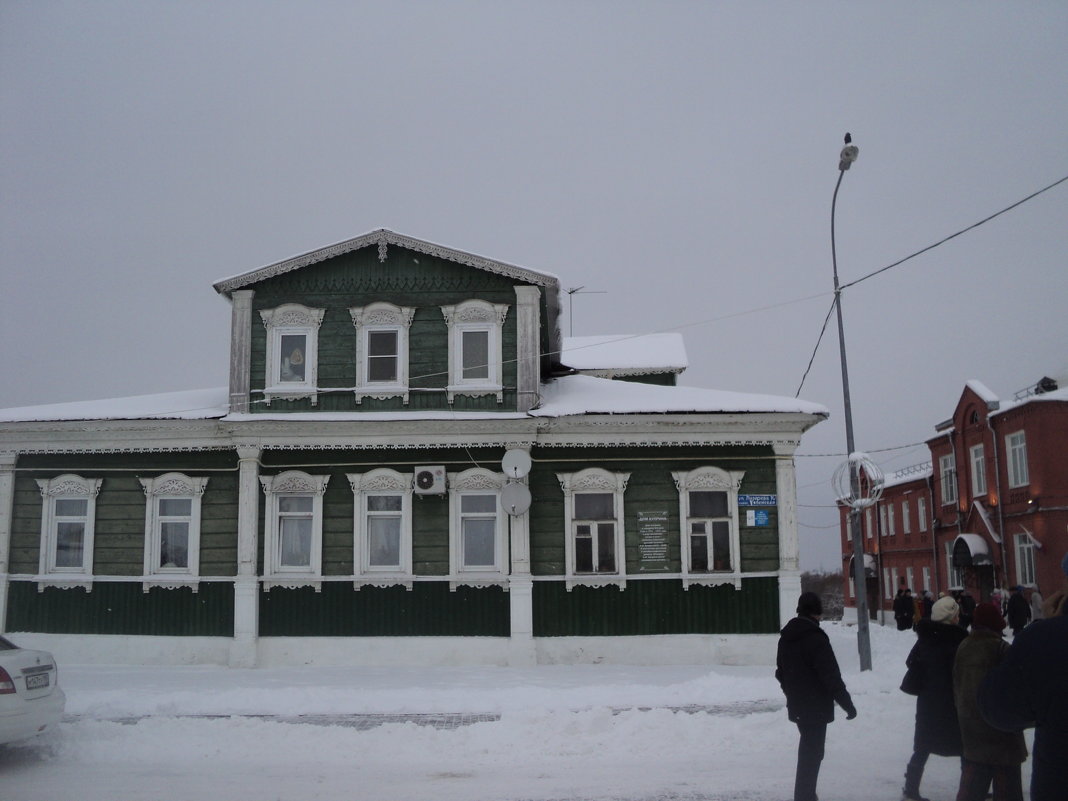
[441,299,509,402]
[260,471,329,590]
[348,468,413,588]
[36,474,102,588]
[672,466,745,588]
[448,467,508,585]
[349,302,416,404]
[557,468,629,589]
[139,472,209,591]
[259,303,325,405]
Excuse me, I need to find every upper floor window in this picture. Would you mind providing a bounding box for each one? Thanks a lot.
[557,468,628,588]
[259,304,325,406]
[879,505,888,536]
[36,474,102,583]
[673,467,745,585]
[348,469,413,587]
[970,444,986,497]
[260,471,329,589]
[1006,431,1029,488]
[448,468,508,584]
[886,503,896,537]
[946,542,963,589]
[139,473,208,588]
[441,300,509,402]
[939,453,957,506]
[901,499,911,535]
[349,302,416,404]
[917,496,928,532]
[864,507,873,539]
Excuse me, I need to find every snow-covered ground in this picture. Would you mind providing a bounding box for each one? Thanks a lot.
[0,622,1033,801]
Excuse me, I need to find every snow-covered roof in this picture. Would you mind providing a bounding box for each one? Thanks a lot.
[0,376,827,424]
[560,334,688,375]
[213,229,560,296]
[531,374,828,417]
[965,379,999,406]
[0,388,230,423]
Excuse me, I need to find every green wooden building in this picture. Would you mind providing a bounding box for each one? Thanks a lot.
[0,230,826,667]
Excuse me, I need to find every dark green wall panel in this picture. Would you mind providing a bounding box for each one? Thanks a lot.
[532,577,779,636]
[5,581,234,636]
[258,582,509,637]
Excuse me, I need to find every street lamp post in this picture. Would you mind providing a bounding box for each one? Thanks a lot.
[832,133,873,671]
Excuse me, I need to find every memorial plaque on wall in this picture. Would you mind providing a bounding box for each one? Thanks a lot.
[637,510,671,572]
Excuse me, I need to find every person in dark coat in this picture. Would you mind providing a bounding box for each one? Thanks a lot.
[921,590,934,620]
[775,591,857,801]
[958,590,976,630]
[894,588,915,631]
[898,595,968,801]
[953,602,1027,801]
[1004,586,1030,636]
[978,552,1068,801]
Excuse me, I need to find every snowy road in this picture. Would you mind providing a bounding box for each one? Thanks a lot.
[0,624,1033,801]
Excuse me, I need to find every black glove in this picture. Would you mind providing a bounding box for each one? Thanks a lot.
[844,703,858,720]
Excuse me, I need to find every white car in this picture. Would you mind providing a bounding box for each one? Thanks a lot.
[0,635,66,745]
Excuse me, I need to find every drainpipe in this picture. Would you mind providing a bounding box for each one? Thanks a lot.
[987,416,1008,587]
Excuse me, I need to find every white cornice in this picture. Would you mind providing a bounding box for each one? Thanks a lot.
[213,229,559,296]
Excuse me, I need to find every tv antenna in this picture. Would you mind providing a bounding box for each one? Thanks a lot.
[565,286,607,336]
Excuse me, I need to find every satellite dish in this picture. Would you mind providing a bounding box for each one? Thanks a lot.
[500,482,532,516]
[501,449,532,479]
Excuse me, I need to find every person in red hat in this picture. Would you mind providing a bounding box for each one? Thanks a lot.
[952,602,1027,801]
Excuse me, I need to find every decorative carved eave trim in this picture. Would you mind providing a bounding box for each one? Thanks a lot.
[213,229,559,296]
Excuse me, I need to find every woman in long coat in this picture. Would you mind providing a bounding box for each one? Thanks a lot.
[899,596,967,801]
[953,602,1027,801]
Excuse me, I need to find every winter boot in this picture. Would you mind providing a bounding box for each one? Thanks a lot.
[901,760,930,801]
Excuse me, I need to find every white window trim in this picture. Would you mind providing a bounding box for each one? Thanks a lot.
[349,302,416,405]
[259,303,325,406]
[1014,533,1036,587]
[441,300,508,403]
[348,469,413,589]
[448,468,508,588]
[557,468,629,591]
[946,542,963,590]
[260,471,329,591]
[1006,431,1029,488]
[35,474,102,590]
[672,466,745,589]
[970,444,987,497]
[139,473,208,592]
[940,454,958,506]
[922,566,931,593]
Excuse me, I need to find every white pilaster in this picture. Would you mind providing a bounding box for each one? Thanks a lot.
[0,453,16,633]
[507,483,536,665]
[774,443,802,628]
[228,290,255,414]
[514,286,541,413]
[230,445,261,667]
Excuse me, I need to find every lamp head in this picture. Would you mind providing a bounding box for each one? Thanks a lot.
[839,144,859,171]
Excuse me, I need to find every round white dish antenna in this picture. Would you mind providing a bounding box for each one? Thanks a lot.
[501,449,532,479]
[500,482,532,516]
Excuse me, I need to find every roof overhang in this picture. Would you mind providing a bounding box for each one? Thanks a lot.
[952,533,993,567]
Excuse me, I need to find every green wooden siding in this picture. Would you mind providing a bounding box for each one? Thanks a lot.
[5,581,234,636]
[533,577,779,636]
[528,446,780,576]
[248,245,539,413]
[8,452,239,577]
[258,583,509,636]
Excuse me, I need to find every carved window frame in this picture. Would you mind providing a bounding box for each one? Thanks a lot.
[448,467,508,587]
[36,474,102,590]
[348,469,413,589]
[348,302,416,404]
[441,300,508,403]
[260,471,329,591]
[557,468,629,590]
[259,303,325,406]
[139,473,209,592]
[672,466,745,589]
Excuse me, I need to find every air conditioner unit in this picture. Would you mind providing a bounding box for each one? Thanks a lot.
[413,466,446,495]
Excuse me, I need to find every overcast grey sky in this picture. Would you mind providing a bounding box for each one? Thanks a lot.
[3,1,1066,571]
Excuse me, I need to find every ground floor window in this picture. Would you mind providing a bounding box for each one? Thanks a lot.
[260,471,329,588]
[557,468,629,586]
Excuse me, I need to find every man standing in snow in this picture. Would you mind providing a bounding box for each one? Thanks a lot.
[776,591,857,801]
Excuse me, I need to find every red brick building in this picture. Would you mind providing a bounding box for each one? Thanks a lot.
[841,376,1068,622]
